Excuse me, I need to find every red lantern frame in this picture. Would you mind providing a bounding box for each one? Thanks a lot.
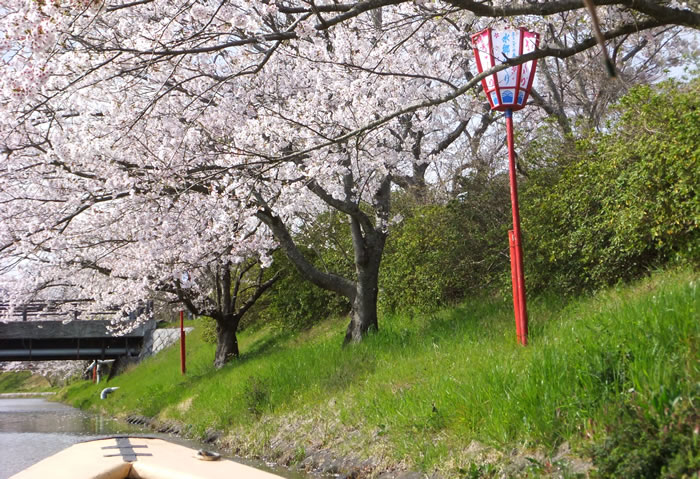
[471,28,540,112]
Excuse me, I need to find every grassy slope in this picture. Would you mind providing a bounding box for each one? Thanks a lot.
[58,268,699,477]
[0,371,52,393]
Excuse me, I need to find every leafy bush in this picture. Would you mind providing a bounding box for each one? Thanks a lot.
[591,395,699,478]
[523,79,700,293]
[380,204,462,313]
[198,316,218,345]
[257,255,350,330]
[380,177,511,313]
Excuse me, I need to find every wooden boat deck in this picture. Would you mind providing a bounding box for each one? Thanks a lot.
[10,436,284,479]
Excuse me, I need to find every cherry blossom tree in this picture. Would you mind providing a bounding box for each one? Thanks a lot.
[1,0,697,348]
[0,164,278,366]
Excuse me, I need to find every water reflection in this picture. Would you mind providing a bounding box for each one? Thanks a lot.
[0,397,146,478]
[0,398,143,435]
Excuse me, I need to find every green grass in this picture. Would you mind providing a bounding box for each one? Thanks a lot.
[0,371,53,393]
[58,268,699,477]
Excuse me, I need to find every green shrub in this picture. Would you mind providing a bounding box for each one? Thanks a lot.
[380,204,463,313]
[198,316,218,345]
[523,79,700,293]
[380,177,511,313]
[257,258,350,330]
[591,395,699,478]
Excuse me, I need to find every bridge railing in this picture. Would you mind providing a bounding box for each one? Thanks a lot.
[0,300,151,322]
[0,319,157,361]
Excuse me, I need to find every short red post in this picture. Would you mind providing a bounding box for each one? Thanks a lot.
[505,109,529,345]
[180,310,186,375]
[508,230,522,343]
[92,363,97,383]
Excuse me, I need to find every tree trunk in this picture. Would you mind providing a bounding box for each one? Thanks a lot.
[254,175,390,346]
[344,261,380,344]
[214,315,240,368]
[343,224,385,344]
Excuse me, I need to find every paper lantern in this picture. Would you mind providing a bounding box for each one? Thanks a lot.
[471,28,540,112]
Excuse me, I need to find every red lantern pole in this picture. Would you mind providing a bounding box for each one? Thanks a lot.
[505,109,528,345]
[180,310,186,375]
[472,27,538,345]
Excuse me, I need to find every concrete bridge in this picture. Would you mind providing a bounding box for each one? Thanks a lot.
[0,319,157,361]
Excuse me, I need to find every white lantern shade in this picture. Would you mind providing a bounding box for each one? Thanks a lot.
[471,28,540,112]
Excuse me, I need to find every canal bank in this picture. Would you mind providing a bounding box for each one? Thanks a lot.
[0,392,56,398]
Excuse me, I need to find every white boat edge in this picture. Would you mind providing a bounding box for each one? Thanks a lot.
[9,436,286,479]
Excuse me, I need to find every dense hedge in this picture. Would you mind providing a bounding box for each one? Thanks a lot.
[377,79,700,310]
[522,79,699,293]
[380,175,512,313]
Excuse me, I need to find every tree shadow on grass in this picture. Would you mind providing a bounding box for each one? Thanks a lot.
[239,329,294,363]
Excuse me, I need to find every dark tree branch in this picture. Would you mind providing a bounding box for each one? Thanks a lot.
[237,270,281,318]
[231,260,256,311]
[443,0,699,27]
[253,190,356,299]
[283,0,698,29]
[305,178,376,235]
[430,119,468,156]
[106,0,154,12]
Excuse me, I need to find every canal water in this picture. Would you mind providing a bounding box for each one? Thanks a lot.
[0,396,308,479]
